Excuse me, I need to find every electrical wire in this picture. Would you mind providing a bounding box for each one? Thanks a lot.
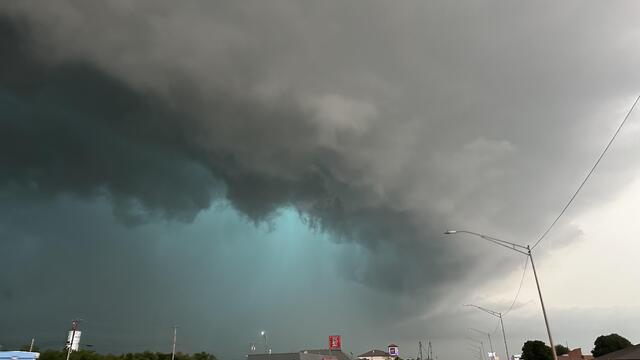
[531,95,640,250]
[502,256,529,317]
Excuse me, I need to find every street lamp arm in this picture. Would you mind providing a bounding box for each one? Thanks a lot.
[464,304,502,318]
[445,230,529,254]
[480,235,530,256]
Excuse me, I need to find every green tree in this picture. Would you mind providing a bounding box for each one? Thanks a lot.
[522,340,553,360]
[592,334,633,357]
[40,350,67,360]
[555,345,570,356]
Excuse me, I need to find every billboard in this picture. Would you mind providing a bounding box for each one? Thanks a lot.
[329,335,341,350]
[66,331,81,351]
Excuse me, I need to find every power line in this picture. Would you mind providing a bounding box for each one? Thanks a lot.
[503,256,529,317]
[532,95,640,250]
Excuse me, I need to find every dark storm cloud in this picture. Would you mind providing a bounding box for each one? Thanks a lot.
[3,2,640,359]
[0,16,219,223]
[0,15,467,293]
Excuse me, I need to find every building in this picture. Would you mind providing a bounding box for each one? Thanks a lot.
[594,344,640,360]
[0,352,40,360]
[248,349,353,360]
[303,349,354,360]
[559,348,594,360]
[358,350,391,360]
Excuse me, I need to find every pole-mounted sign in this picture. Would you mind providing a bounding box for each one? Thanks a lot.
[329,335,341,350]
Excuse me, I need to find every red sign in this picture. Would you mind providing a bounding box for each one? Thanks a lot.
[329,335,341,350]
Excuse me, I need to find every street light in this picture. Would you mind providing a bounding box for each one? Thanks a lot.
[467,337,487,360]
[467,343,485,360]
[446,230,557,360]
[469,328,494,360]
[260,330,270,354]
[465,305,509,360]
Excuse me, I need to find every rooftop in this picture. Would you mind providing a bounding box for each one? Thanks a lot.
[358,350,391,358]
[595,344,640,360]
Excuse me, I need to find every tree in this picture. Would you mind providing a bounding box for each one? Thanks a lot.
[522,340,553,360]
[592,334,633,357]
[555,345,570,356]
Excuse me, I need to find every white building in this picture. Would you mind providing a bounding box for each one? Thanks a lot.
[358,350,392,360]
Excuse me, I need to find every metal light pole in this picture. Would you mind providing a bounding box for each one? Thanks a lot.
[465,305,509,360]
[467,343,485,360]
[446,230,558,360]
[260,330,268,353]
[467,337,487,360]
[470,328,494,360]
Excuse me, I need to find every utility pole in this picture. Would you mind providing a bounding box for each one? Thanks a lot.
[470,328,494,360]
[465,305,509,360]
[446,230,558,360]
[66,320,79,360]
[528,245,556,360]
[29,338,35,352]
[171,326,177,360]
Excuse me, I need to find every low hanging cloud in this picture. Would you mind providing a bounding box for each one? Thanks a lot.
[2,0,640,300]
[0,14,468,295]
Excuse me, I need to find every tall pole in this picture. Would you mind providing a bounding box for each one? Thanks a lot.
[29,338,35,352]
[528,246,557,360]
[499,315,509,360]
[447,231,558,360]
[470,328,494,359]
[66,320,78,360]
[171,326,177,360]
[488,333,494,359]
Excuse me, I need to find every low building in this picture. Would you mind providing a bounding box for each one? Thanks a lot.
[0,352,40,360]
[303,349,354,360]
[559,348,594,360]
[248,349,353,360]
[594,344,640,360]
[248,352,325,360]
[358,350,391,360]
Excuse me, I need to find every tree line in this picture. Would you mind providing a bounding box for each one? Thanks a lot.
[19,349,217,360]
[521,333,633,360]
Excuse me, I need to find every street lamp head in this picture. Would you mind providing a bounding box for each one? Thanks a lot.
[444,230,458,234]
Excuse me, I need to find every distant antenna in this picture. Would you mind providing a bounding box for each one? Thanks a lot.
[418,341,424,360]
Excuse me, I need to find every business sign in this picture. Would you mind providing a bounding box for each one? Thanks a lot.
[66,331,82,351]
[329,335,341,350]
[388,345,399,357]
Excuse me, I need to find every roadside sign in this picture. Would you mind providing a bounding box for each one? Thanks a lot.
[329,335,341,350]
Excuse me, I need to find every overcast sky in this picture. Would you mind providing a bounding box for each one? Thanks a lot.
[1,2,640,360]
